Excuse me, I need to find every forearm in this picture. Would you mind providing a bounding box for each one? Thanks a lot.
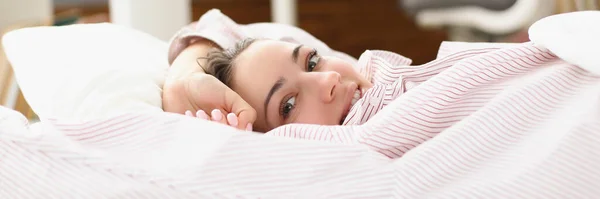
[163,39,220,114]
[163,72,211,114]
[166,39,220,83]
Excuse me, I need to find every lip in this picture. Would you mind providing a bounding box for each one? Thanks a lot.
[339,82,359,124]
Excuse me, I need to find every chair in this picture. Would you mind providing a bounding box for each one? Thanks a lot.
[400,0,558,41]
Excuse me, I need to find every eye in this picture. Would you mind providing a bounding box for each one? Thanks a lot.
[279,96,296,120]
[306,50,320,72]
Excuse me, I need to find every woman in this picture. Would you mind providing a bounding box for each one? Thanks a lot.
[162,9,356,131]
[201,34,425,132]
[203,38,378,132]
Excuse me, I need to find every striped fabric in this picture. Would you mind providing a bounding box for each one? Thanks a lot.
[1,40,599,198]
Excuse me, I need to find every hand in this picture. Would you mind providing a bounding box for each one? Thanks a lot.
[163,73,256,131]
[163,39,256,131]
[185,109,250,131]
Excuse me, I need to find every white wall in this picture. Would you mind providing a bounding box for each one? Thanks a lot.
[109,0,191,41]
[0,0,53,30]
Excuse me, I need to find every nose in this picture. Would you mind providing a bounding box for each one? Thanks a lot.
[315,71,340,103]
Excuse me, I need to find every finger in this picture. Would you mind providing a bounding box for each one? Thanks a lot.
[224,89,257,131]
[185,110,193,117]
[226,113,239,128]
[196,110,209,120]
[210,109,228,125]
[235,105,256,131]
[246,123,253,131]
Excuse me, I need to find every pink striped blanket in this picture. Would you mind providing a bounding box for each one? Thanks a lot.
[1,41,599,198]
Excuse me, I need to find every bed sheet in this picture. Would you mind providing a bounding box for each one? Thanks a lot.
[1,42,599,198]
[1,11,600,198]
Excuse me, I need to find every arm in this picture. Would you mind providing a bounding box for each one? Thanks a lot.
[162,39,220,114]
[162,39,257,130]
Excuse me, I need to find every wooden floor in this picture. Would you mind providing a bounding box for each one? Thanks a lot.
[58,0,448,65]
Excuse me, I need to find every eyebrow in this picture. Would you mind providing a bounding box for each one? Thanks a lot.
[292,45,303,62]
[263,76,286,128]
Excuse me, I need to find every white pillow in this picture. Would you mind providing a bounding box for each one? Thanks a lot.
[528,11,600,75]
[2,23,167,121]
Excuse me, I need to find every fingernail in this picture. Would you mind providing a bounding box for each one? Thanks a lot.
[226,113,238,127]
[184,110,192,116]
[246,123,253,131]
[211,109,222,121]
[196,110,208,120]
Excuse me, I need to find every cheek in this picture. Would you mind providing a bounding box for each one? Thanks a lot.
[294,101,339,125]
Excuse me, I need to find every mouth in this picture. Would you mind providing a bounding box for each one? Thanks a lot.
[339,87,362,125]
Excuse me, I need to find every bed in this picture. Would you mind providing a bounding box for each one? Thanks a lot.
[0,11,599,198]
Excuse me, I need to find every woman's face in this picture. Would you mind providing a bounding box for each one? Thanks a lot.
[231,40,372,132]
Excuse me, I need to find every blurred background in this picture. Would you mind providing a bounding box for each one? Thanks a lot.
[1,0,599,118]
